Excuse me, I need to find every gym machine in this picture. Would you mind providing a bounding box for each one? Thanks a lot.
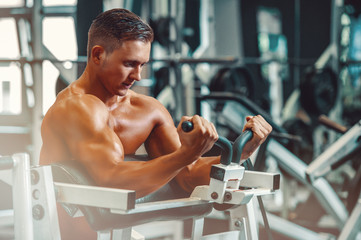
[306,119,361,183]
[196,91,361,239]
[0,123,279,240]
[0,153,33,240]
[306,118,361,240]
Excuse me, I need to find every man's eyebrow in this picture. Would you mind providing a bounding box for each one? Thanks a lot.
[125,59,148,65]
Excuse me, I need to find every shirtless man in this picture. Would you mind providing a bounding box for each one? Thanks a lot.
[40,8,272,239]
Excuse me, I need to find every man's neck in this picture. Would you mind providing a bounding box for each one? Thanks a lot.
[77,67,130,108]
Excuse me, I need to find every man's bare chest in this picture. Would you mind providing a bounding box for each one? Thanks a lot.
[108,108,154,153]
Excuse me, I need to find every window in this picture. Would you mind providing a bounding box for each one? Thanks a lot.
[42,17,77,114]
[42,0,77,7]
[0,64,22,115]
[0,18,20,59]
[0,0,23,7]
[0,18,21,115]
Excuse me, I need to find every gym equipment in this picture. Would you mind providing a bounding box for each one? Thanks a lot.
[338,198,361,240]
[312,118,361,240]
[184,121,279,239]
[1,125,280,239]
[0,154,33,240]
[196,91,360,239]
[318,114,348,134]
[209,66,255,101]
[282,118,314,164]
[182,120,279,202]
[153,66,170,97]
[306,119,361,183]
[308,116,361,213]
[344,0,361,17]
[150,17,179,48]
[299,67,339,117]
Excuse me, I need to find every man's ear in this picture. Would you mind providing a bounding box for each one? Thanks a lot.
[90,45,105,64]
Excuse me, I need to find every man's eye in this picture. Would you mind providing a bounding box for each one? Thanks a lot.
[124,62,134,67]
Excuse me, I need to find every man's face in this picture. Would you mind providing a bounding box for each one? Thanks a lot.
[99,40,151,96]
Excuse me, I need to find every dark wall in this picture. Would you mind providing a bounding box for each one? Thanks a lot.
[76,0,103,57]
[299,0,332,60]
[240,0,332,105]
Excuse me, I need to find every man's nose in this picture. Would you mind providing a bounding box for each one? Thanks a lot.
[131,66,142,81]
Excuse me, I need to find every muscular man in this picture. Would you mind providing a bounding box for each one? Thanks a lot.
[40,8,272,239]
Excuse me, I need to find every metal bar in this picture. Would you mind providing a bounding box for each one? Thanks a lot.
[196,91,286,134]
[191,185,274,205]
[31,0,44,166]
[0,6,76,17]
[0,8,31,17]
[31,166,61,239]
[41,6,76,16]
[229,202,259,240]
[0,156,14,170]
[190,217,204,240]
[0,169,12,185]
[111,228,132,240]
[314,44,337,70]
[97,230,111,240]
[257,196,273,240]
[267,139,348,228]
[306,120,361,182]
[338,199,361,240]
[42,46,75,84]
[0,209,14,227]
[111,197,208,215]
[12,153,33,240]
[0,126,30,134]
[265,212,330,240]
[200,231,240,240]
[240,170,280,191]
[54,182,136,211]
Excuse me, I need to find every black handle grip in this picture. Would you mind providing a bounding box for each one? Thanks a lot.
[181,121,233,165]
[181,121,194,132]
[232,130,253,164]
[215,137,233,165]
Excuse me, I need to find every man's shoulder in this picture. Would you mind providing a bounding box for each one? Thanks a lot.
[55,92,105,111]
[130,90,164,109]
[129,91,173,124]
[46,93,108,124]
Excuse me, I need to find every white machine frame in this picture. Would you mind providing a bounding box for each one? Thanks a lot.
[1,153,280,240]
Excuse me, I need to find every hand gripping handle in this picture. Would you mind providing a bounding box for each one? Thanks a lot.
[181,121,233,165]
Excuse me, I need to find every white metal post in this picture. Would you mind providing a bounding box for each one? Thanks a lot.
[31,0,44,166]
[12,153,34,240]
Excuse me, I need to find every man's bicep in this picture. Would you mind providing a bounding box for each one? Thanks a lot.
[73,129,125,179]
[69,127,124,162]
[144,115,180,158]
[53,99,124,164]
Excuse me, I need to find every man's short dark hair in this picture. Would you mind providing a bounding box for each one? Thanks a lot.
[87,8,154,58]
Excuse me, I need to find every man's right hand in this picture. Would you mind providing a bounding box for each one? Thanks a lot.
[177,115,218,160]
